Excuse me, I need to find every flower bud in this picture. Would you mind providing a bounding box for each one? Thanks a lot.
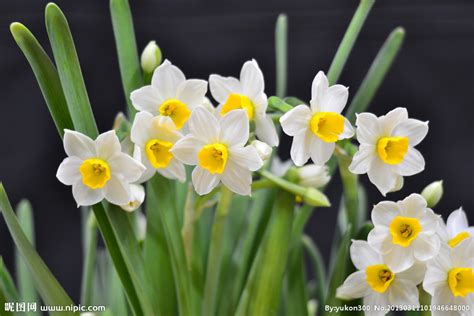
[421,180,443,208]
[297,164,330,189]
[121,184,145,212]
[251,140,272,162]
[307,299,318,316]
[140,41,162,74]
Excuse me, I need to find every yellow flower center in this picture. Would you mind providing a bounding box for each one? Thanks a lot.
[145,139,174,169]
[366,264,395,293]
[198,143,228,174]
[309,112,345,143]
[448,232,471,248]
[376,136,409,165]
[221,93,254,120]
[79,158,111,189]
[389,216,422,247]
[158,99,191,129]
[448,267,474,297]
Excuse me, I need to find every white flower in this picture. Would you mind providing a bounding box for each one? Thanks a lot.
[438,208,474,248]
[297,164,331,189]
[349,107,428,195]
[423,239,474,316]
[56,130,145,207]
[368,194,441,272]
[130,60,207,129]
[120,184,145,212]
[251,140,272,162]
[172,107,263,195]
[140,40,162,73]
[130,112,186,182]
[209,59,279,146]
[279,71,354,166]
[337,240,425,316]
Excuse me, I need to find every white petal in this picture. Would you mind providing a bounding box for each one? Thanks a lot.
[219,110,249,147]
[372,201,400,227]
[397,262,426,285]
[279,105,312,136]
[336,271,369,300]
[158,159,186,182]
[104,176,131,205]
[72,180,104,207]
[367,159,398,196]
[209,74,242,104]
[413,233,441,261]
[120,184,145,212]
[383,245,415,273]
[151,60,185,98]
[431,286,455,313]
[189,107,220,143]
[290,130,312,167]
[176,79,208,109]
[57,157,82,185]
[63,129,95,159]
[95,131,122,160]
[130,85,161,114]
[368,226,394,255]
[108,153,145,183]
[130,111,154,146]
[452,237,474,267]
[255,114,279,146]
[229,146,263,172]
[397,193,427,218]
[419,208,440,233]
[339,117,355,139]
[310,137,335,166]
[171,135,202,165]
[423,263,447,296]
[192,166,220,195]
[320,84,348,114]
[350,240,382,270]
[392,119,429,147]
[447,208,469,236]
[310,71,328,112]
[240,59,264,99]
[380,107,408,135]
[220,161,252,196]
[397,147,425,176]
[348,144,375,174]
[364,293,389,316]
[355,112,383,145]
[387,279,419,306]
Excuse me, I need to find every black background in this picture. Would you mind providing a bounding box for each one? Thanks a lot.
[1,0,473,302]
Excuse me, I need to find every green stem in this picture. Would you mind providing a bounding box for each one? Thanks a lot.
[275,14,288,98]
[291,205,314,245]
[419,286,431,316]
[80,211,97,307]
[202,186,234,316]
[268,96,293,113]
[345,27,405,122]
[302,235,327,316]
[251,178,275,190]
[327,0,375,85]
[336,149,360,235]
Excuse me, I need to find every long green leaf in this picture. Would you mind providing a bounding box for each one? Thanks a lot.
[45,3,98,137]
[10,23,73,137]
[275,14,288,98]
[110,0,143,119]
[15,200,40,315]
[0,184,74,315]
[285,244,308,316]
[302,235,326,316]
[0,288,13,316]
[345,27,405,122]
[327,0,375,85]
[0,258,19,302]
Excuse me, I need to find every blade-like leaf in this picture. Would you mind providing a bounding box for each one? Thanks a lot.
[0,257,19,302]
[110,0,143,119]
[0,184,74,315]
[10,23,73,137]
[285,243,308,316]
[302,235,326,316]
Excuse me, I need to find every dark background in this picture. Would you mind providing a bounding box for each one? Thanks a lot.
[1,0,473,303]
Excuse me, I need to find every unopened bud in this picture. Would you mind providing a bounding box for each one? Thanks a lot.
[121,184,145,212]
[141,41,162,74]
[297,164,330,189]
[421,180,444,208]
[251,140,272,162]
[307,299,318,316]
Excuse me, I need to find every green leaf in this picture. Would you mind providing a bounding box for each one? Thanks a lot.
[0,288,13,316]
[15,200,40,315]
[0,257,19,302]
[285,243,308,316]
[275,14,288,98]
[10,23,73,137]
[302,235,326,316]
[80,209,97,307]
[345,27,406,123]
[327,0,375,85]
[110,0,144,119]
[0,184,74,315]
[268,96,293,113]
[45,3,98,137]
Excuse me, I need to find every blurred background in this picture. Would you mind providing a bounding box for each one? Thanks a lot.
[0,0,473,302]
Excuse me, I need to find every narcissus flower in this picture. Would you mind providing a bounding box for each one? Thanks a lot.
[368,194,440,272]
[279,71,354,166]
[120,184,145,212]
[297,164,331,189]
[337,240,425,315]
[172,107,263,195]
[423,239,474,316]
[438,208,474,248]
[57,130,145,207]
[209,59,279,146]
[130,60,207,129]
[131,112,185,182]
[251,140,272,162]
[349,108,428,195]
